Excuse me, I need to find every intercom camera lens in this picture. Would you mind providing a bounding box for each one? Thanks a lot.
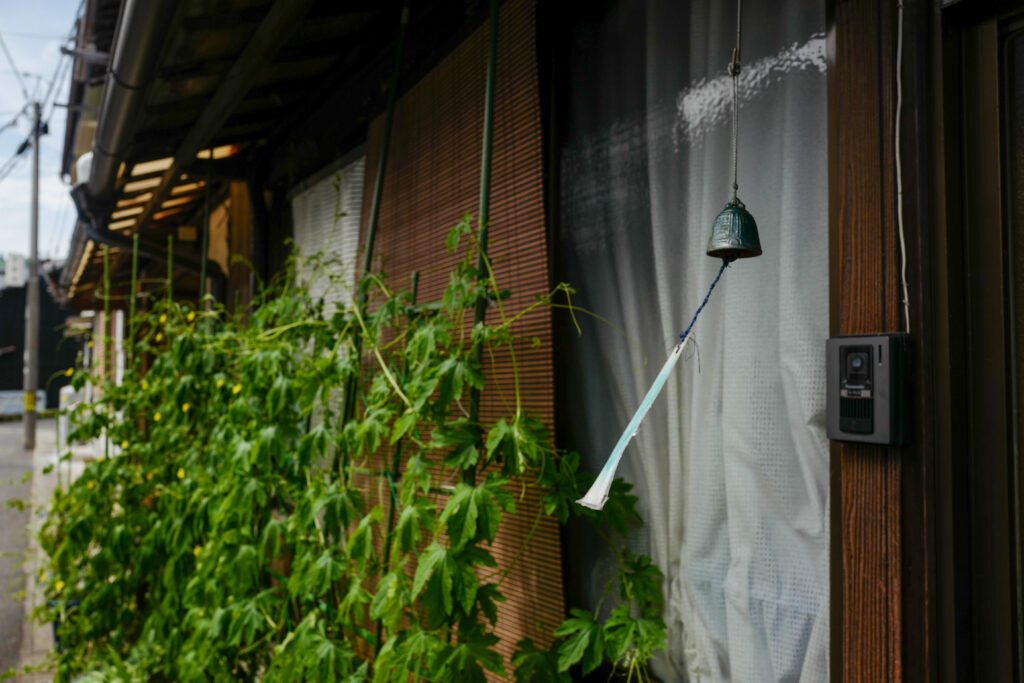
[851,356,863,369]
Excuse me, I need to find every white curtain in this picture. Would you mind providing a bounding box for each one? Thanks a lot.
[555,1,828,680]
[290,156,365,310]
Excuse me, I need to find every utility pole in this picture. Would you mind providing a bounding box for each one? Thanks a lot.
[22,101,40,449]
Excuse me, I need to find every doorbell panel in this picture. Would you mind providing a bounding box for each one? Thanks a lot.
[826,333,911,446]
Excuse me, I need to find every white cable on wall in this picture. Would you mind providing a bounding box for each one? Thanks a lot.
[896,0,910,334]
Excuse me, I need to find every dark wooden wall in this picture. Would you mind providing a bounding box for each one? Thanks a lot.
[828,0,940,679]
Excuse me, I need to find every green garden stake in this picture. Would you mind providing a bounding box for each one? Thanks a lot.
[129,233,138,363]
[167,234,173,303]
[465,0,500,486]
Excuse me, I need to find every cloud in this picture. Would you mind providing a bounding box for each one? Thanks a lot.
[0,161,75,259]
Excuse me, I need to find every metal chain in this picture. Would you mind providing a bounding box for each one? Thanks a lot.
[729,0,742,201]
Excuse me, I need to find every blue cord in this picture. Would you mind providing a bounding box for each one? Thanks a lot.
[678,260,729,347]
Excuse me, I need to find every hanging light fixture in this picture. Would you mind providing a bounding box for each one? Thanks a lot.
[706,0,762,261]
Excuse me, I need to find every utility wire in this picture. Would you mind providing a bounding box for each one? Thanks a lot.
[0,150,27,183]
[37,56,69,129]
[0,31,30,101]
[2,32,68,40]
[0,106,26,137]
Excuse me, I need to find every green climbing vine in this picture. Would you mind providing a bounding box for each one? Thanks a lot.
[37,214,666,681]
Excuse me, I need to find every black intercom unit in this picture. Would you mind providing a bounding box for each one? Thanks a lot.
[826,333,911,446]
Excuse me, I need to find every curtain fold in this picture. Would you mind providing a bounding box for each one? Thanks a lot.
[555,1,828,679]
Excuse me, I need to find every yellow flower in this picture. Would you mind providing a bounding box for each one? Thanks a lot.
[87,480,95,489]
[88,340,93,348]
[64,368,74,377]
[141,380,149,390]
[159,314,167,324]
[193,545,202,557]
[155,332,163,342]
[232,384,242,395]
[216,378,224,389]
[176,467,185,480]
[55,580,65,593]
[129,600,137,611]
[153,412,161,422]
[187,312,196,322]
[121,440,129,450]
[181,402,191,413]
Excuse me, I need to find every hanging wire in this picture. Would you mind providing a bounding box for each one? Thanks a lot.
[0,31,30,101]
[729,0,742,201]
[895,0,910,333]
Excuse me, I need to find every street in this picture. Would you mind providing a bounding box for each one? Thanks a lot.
[0,419,31,672]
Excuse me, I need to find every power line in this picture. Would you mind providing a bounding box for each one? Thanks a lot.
[1,31,67,40]
[0,52,72,189]
[0,106,26,137]
[47,189,72,260]
[0,69,43,78]
[0,149,27,183]
[42,56,72,124]
[0,31,30,101]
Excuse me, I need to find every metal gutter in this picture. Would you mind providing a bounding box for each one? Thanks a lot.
[65,0,226,299]
[87,0,177,203]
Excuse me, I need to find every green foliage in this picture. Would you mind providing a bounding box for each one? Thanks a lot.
[39,216,666,680]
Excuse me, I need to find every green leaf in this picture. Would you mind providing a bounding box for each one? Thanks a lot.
[475,582,505,625]
[436,356,483,408]
[431,633,505,682]
[401,454,432,501]
[374,630,442,683]
[227,599,265,646]
[390,410,419,445]
[338,574,370,621]
[619,551,664,611]
[369,571,407,629]
[554,608,605,674]
[485,413,549,475]
[603,604,667,666]
[431,419,480,470]
[446,214,473,254]
[393,498,435,553]
[298,422,330,467]
[319,484,364,538]
[412,542,454,615]
[348,506,382,562]
[441,474,514,550]
[513,638,570,683]
[309,548,345,596]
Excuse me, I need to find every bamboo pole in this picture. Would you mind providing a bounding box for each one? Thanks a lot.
[464,0,500,485]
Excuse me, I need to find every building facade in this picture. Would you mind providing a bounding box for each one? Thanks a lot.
[54,0,1024,679]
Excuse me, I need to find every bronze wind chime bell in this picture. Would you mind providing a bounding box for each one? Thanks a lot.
[706,198,761,261]
[706,0,762,263]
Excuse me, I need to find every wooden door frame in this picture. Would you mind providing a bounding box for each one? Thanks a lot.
[830,0,1024,679]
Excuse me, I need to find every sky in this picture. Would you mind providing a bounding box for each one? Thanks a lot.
[0,0,83,263]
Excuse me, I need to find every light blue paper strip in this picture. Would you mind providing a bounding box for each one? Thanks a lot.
[576,341,686,510]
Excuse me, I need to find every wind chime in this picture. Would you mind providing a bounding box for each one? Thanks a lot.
[577,0,762,510]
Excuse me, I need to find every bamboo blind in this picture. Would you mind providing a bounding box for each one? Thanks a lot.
[358,0,563,673]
